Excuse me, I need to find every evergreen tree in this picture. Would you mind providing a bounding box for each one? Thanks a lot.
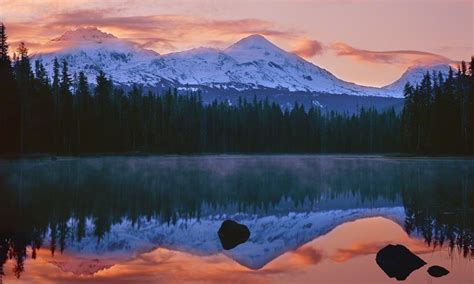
[32,60,54,152]
[58,60,74,152]
[0,23,9,60]
[75,72,90,151]
[94,71,114,151]
[14,42,33,153]
[51,58,61,151]
[0,23,20,154]
[468,58,474,152]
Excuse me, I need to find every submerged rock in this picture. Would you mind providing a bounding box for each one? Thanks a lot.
[218,220,250,250]
[375,244,426,281]
[427,265,450,278]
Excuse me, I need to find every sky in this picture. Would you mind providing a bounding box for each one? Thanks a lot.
[0,0,472,87]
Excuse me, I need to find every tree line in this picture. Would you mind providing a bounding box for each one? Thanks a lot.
[0,23,473,155]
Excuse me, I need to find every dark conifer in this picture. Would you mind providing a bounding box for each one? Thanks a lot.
[0,23,20,154]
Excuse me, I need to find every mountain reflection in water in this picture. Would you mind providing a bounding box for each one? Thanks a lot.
[0,155,472,283]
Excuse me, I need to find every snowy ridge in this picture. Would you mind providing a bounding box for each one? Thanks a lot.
[33,28,450,98]
[47,207,405,275]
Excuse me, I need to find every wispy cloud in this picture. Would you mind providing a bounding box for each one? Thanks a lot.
[331,42,454,66]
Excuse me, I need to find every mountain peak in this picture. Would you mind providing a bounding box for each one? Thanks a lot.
[226,34,281,52]
[240,34,268,42]
[52,27,117,43]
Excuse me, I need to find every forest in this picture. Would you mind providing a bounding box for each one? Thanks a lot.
[1,23,473,155]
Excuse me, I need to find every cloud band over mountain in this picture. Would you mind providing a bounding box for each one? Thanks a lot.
[331,42,455,66]
[7,9,297,53]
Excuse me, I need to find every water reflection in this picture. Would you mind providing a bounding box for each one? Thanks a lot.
[0,155,472,281]
[2,218,472,283]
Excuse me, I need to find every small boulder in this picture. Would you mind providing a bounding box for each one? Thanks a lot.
[427,265,449,278]
[376,244,426,281]
[218,220,250,250]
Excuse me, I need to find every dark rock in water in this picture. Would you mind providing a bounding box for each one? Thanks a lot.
[218,220,250,250]
[427,265,450,278]
[376,244,426,281]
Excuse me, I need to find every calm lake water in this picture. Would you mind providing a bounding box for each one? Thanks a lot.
[0,155,473,283]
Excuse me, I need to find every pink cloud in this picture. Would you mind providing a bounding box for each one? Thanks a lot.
[38,10,296,39]
[3,9,300,53]
[292,39,324,58]
[331,42,455,66]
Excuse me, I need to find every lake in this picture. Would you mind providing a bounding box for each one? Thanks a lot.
[0,155,473,283]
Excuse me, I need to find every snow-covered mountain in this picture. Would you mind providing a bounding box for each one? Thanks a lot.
[147,35,392,96]
[33,28,450,99]
[383,64,452,92]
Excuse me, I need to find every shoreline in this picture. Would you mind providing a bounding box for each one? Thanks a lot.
[1,152,474,161]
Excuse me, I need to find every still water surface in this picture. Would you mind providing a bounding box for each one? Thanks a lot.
[0,155,473,283]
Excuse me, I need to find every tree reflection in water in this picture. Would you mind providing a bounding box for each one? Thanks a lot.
[0,156,472,278]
